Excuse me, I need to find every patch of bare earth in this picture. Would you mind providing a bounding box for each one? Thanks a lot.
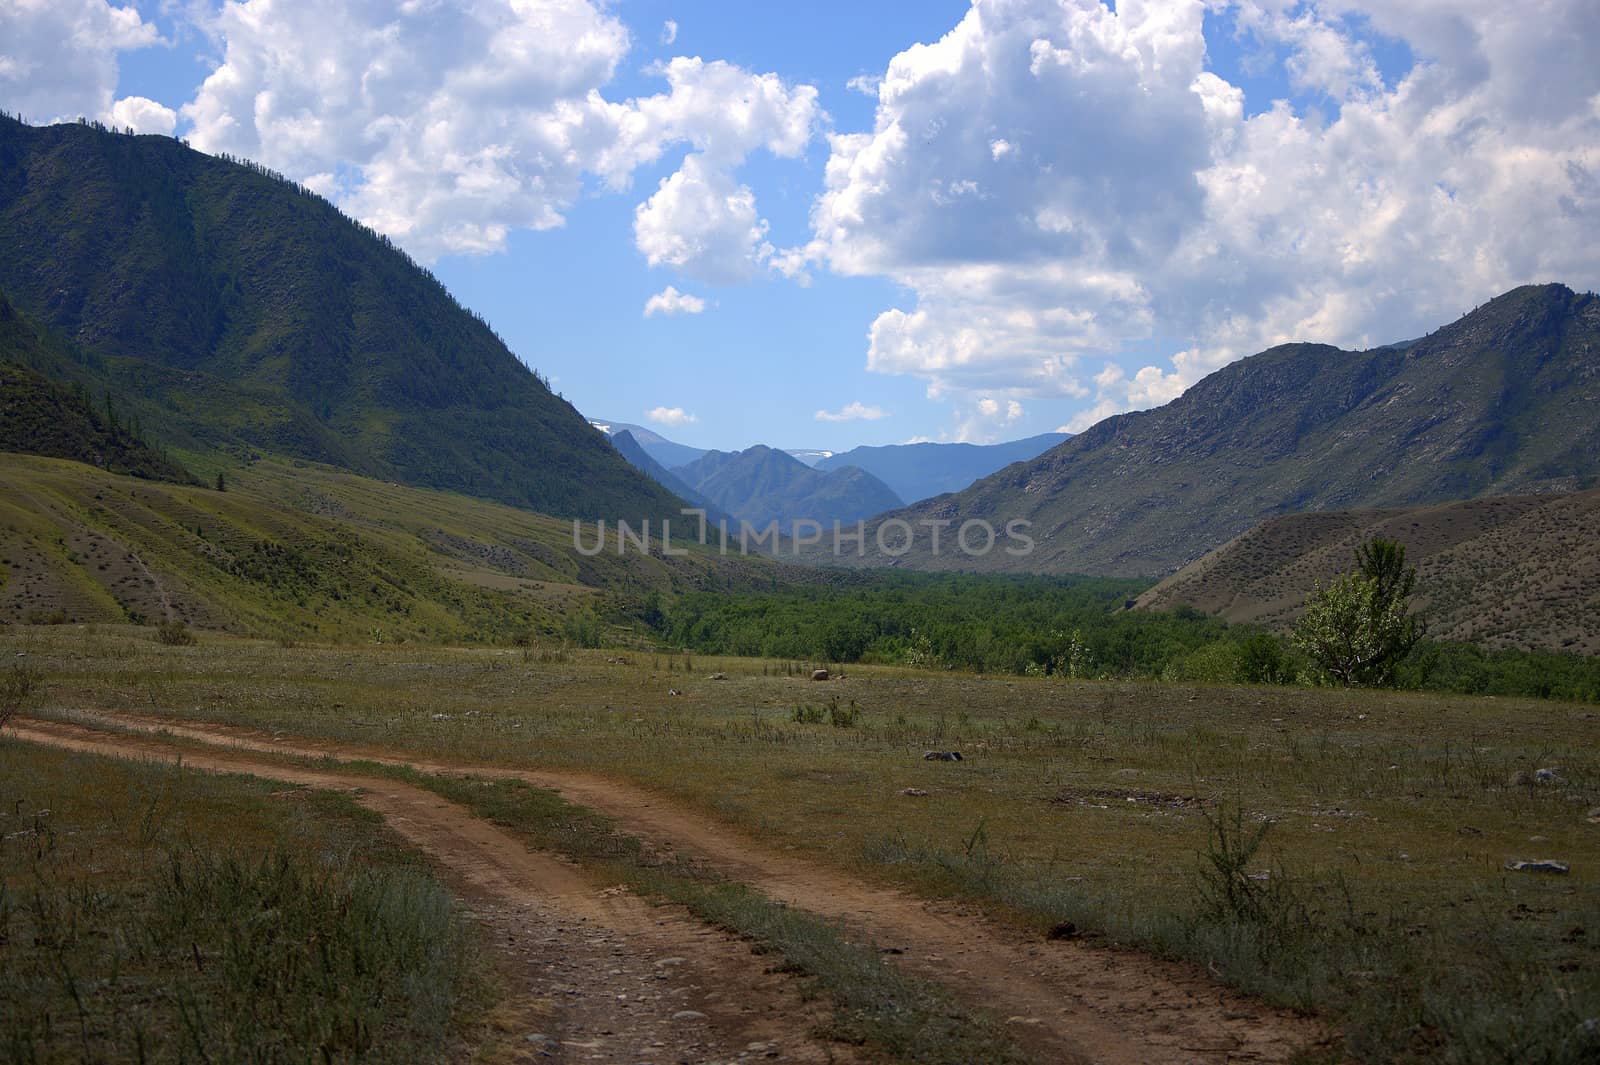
[24,710,1332,1064]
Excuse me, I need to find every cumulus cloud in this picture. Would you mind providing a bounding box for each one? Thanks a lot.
[661,19,678,46]
[643,285,706,317]
[792,0,1600,428]
[635,154,772,282]
[815,401,888,422]
[0,0,162,125]
[109,94,177,134]
[646,406,698,427]
[178,3,822,263]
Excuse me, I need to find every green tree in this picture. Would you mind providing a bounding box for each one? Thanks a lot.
[1293,537,1422,687]
[216,471,227,492]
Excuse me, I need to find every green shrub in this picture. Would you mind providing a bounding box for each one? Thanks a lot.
[156,619,195,646]
[0,663,42,727]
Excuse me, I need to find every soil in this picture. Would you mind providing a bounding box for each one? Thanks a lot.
[14,711,1332,1064]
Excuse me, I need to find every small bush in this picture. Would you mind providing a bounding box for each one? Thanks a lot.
[0,663,42,727]
[156,620,196,646]
[827,695,860,729]
[523,641,571,664]
[561,610,602,649]
[790,703,825,724]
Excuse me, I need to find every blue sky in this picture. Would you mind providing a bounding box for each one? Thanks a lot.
[6,0,1595,453]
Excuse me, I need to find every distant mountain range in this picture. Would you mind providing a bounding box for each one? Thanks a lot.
[0,116,678,520]
[608,430,733,526]
[815,434,1069,504]
[592,418,1072,507]
[1136,490,1600,656]
[673,446,903,532]
[806,284,1600,576]
[590,420,708,470]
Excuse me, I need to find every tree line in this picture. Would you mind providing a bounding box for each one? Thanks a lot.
[644,553,1600,702]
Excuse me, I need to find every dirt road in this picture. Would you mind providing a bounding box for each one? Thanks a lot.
[11,718,858,1065]
[16,710,1329,1064]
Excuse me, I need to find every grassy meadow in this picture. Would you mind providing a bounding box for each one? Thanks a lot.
[0,731,485,1063]
[5,622,1598,1062]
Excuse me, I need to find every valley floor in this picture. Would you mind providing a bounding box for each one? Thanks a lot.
[4,624,1597,1062]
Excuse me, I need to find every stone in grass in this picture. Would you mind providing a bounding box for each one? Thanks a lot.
[901,787,930,797]
[923,750,963,761]
[673,1010,708,1021]
[1506,860,1570,875]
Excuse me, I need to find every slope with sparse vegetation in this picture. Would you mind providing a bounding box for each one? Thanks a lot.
[0,451,794,642]
[812,284,1600,576]
[1138,489,1600,655]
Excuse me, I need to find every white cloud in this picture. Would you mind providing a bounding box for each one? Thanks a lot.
[635,154,772,282]
[178,4,822,264]
[643,285,706,317]
[791,0,1600,426]
[1063,362,1185,432]
[975,397,1023,424]
[661,19,678,46]
[815,401,888,422]
[0,0,161,125]
[109,94,176,134]
[939,394,1027,442]
[646,406,698,427]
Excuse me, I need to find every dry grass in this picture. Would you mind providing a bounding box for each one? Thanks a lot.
[8,623,1600,1061]
[0,732,485,1063]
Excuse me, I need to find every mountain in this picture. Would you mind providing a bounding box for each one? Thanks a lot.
[1135,490,1600,655]
[0,116,680,520]
[805,284,1600,576]
[675,445,904,532]
[608,430,733,526]
[815,433,1070,504]
[590,419,708,469]
[1,289,193,482]
[0,362,194,484]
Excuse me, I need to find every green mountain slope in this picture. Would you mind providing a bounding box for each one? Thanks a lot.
[814,284,1600,576]
[676,445,904,531]
[815,433,1070,504]
[0,452,790,641]
[0,290,192,482]
[1135,490,1600,655]
[0,116,680,520]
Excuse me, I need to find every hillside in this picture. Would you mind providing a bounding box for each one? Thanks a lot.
[816,433,1069,504]
[0,452,791,643]
[0,116,679,520]
[676,445,903,532]
[1136,490,1600,655]
[1,291,192,482]
[810,284,1600,576]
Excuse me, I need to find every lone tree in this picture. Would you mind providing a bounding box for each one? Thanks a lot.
[1293,536,1423,687]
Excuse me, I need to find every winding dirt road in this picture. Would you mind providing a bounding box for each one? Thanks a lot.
[14,710,1329,1064]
